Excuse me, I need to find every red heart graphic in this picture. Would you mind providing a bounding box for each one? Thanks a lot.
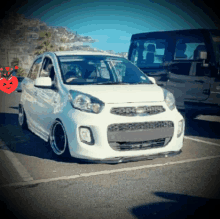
[0,68,3,71]
[0,76,18,94]
[5,67,10,71]
[15,66,19,69]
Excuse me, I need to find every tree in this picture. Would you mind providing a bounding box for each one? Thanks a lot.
[16,67,26,77]
[11,58,19,68]
[34,31,58,55]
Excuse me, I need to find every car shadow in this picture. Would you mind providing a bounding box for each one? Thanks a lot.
[0,112,91,164]
[129,191,220,219]
[179,111,220,139]
[0,111,219,164]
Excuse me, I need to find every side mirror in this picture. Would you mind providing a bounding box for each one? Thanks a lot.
[148,76,156,84]
[199,51,209,67]
[34,77,52,88]
[199,51,207,60]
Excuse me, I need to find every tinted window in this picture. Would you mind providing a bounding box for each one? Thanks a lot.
[210,31,220,65]
[130,39,168,68]
[174,35,206,60]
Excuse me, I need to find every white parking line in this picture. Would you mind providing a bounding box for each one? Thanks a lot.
[184,136,220,146]
[1,154,220,189]
[0,142,33,182]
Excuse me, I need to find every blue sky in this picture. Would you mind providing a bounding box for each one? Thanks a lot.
[15,0,218,53]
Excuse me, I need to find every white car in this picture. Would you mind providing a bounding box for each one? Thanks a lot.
[19,51,185,163]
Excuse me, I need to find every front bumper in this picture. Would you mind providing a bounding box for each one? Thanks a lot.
[79,149,182,164]
[62,101,184,162]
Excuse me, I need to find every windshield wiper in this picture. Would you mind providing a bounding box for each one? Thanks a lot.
[130,82,152,84]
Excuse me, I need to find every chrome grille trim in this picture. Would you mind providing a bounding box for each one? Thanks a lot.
[110,105,165,116]
[108,121,174,132]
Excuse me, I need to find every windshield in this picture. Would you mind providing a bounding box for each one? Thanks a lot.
[210,31,220,65]
[57,55,153,85]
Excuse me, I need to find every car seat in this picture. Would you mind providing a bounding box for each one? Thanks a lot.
[145,44,156,64]
[175,43,187,59]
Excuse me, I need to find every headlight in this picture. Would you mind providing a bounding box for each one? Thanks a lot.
[177,120,184,137]
[162,88,176,111]
[68,90,104,114]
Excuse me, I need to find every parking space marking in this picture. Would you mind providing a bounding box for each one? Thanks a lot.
[1,154,220,189]
[184,136,220,146]
[0,142,33,182]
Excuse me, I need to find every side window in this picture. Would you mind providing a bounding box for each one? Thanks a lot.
[129,39,167,67]
[130,49,138,64]
[174,35,206,60]
[28,58,42,80]
[39,57,56,82]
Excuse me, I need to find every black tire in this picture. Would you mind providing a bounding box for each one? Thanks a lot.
[49,120,71,158]
[18,104,28,129]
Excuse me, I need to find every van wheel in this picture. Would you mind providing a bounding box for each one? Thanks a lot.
[18,104,28,129]
[49,120,71,158]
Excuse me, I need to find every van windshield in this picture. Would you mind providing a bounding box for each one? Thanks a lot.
[57,55,153,85]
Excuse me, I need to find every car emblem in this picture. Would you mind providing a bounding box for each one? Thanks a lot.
[136,107,146,115]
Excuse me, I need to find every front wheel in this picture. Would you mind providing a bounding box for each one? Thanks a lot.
[49,120,71,158]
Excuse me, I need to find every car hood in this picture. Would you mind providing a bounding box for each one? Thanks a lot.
[66,84,164,104]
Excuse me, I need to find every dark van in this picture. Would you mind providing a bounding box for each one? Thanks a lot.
[128,29,220,118]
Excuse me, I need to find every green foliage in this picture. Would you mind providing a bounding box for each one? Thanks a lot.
[16,67,26,77]
[11,58,19,67]
[39,31,52,38]
[59,47,65,51]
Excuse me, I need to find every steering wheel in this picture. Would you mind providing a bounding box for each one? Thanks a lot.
[65,71,79,82]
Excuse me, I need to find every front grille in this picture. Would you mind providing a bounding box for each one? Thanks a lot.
[109,137,171,151]
[110,106,165,116]
[108,121,174,132]
[107,121,174,151]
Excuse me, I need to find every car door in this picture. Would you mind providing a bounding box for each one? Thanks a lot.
[165,32,211,108]
[33,56,60,137]
[22,57,42,125]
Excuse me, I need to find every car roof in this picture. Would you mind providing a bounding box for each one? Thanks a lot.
[131,28,219,41]
[53,51,122,57]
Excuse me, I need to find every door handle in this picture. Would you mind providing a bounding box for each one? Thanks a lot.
[195,80,204,83]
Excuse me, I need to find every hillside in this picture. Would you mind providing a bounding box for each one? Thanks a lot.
[0,13,128,75]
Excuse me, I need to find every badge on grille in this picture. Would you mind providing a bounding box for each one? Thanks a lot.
[136,107,146,114]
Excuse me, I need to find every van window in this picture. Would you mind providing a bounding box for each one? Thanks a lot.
[174,35,206,60]
[210,31,220,65]
[130,39,168,68]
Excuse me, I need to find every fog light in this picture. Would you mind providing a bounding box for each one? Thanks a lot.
[177,120,184,137]
[79,127,94,144]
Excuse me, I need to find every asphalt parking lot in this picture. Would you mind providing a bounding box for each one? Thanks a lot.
[0,91,220,219]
